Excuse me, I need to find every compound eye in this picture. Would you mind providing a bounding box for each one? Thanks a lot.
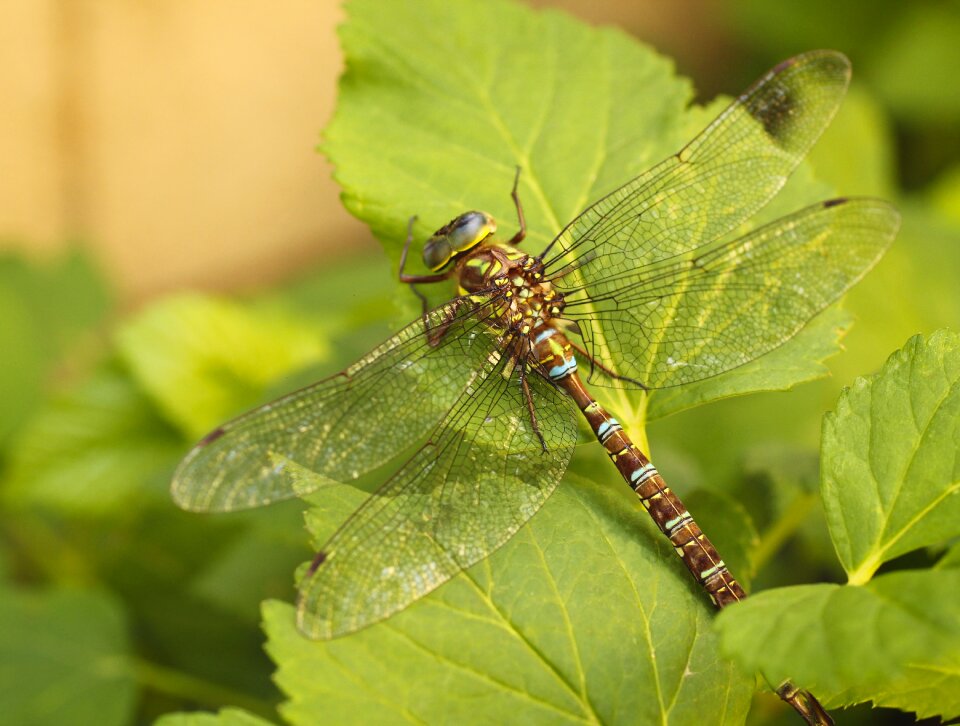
[422,237,453,271]
[448,212,496,252]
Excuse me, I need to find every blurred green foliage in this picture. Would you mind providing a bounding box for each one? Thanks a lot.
[1,0,959,724]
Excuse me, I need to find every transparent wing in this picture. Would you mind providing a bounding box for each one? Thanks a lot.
[171,296,508,512]
[541,50,850,272]
[297,361,579,639]
[564,198,900,387]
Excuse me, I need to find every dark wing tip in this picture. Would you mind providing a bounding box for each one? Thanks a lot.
[770,56,800,75]
[197,426,226,447]
[823,197,849,208]
[307,551,328,575]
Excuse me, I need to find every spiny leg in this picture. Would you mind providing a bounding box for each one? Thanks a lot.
[519,362,547,452]
[568,338,649,390]
[506,166,527,246]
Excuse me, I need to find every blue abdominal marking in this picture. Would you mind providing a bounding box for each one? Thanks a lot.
[548,355,578,380]
[596,418,622,443]
[534,328,556,344]
[630,462,657,484]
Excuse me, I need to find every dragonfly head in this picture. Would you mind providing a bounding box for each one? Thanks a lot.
[423,211,496,271]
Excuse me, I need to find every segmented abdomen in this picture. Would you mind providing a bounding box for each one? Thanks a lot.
[533,326,746,608]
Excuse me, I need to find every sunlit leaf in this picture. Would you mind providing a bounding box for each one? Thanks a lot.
[155,708,274,726]
[116,294,328,439]
[326,0,881,433]
[267,475,752,725]
[821,331,960,582]
[808,86,896,199]
[715,569,960,718]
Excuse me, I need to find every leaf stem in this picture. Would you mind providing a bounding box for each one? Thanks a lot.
[846,558,880,586]
[752,491,818,574]
[130,657,278,721]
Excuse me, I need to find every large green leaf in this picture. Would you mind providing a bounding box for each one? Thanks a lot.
[821,331,960,582]
[715,570,960,718]
[325,0,848,432]
[0,586,135,726]
[266,474,752,725]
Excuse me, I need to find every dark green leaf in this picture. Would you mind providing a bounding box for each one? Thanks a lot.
[4,362,181,513]
[0,586,135,726]
[0,251,110,447]
[683,488,759,590]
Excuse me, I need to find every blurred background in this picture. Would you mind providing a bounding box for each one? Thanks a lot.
[4,0,957,304]
[2,1,959,725]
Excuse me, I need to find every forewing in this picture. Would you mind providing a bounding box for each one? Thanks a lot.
[541,50,850,273]
[568,198,900,387]
[171,296,506,512]
[297,362,579,639]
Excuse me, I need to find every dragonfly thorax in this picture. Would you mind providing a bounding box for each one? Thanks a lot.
[456,244,566,337]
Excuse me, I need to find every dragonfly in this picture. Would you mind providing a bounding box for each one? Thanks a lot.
[172,50,899,725]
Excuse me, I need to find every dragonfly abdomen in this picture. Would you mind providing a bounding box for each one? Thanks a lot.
[534,327,746,608]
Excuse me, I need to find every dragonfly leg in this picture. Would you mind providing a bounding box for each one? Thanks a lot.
[777,682,835,726]
[422,297,469,347]
[568,339,649,390]
[398,215,453,317]
[506,166,527,246]
[519,363,548,452]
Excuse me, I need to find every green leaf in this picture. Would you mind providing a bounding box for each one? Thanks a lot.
[735,445,838,581]
[715,569,960,718]
[0,586,135,726]
[839,652,960,721]
[327,0,692,262]
[267,476,752,725]
[188,501,313,624]
[929,164,960,226]
[3,362,182,513]
[939,541,960,570]
[154,708,275,726]
[821,331,960,582]
[116,293,329,439]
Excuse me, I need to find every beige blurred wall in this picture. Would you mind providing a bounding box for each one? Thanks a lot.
[0,1,724,304]
[1,0,371,303]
